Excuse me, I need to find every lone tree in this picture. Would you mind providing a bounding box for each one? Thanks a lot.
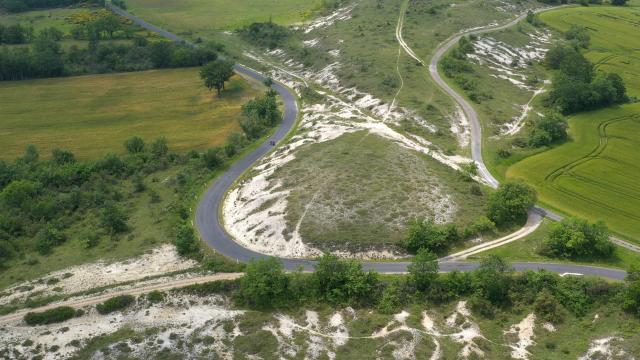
[487,181,537,226]
[200,59,235,96]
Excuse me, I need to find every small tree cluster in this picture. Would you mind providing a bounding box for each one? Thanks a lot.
[240,91,282,139]
[545,45,628,114]
[540,217,614,259]
[528,112,568,147]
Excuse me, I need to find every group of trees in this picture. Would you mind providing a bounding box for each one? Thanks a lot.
[544,45,628,114]
[0,23,32,44]
[528,111,568,147]
[240,90,282,139]
[239,254,379,309]
[403,181,536,254]
[0,21,219,81]
[237,253,631,321]
[239,21,291,49]
[540,217,614,259]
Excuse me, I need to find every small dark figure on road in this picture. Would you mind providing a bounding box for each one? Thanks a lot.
[269,140,276,146]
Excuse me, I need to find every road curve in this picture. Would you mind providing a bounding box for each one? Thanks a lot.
[107,4,628,280]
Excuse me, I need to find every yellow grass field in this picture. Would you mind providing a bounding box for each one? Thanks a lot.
[0,68,260,160]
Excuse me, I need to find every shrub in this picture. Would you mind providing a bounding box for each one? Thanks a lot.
[534,289,565,323]
[404,219,452,254]
[24,306,75,326]
[146,291,165,303]
[96,295,135,314]
[203,148,224,170]
[239,257,289,309]
[312,253,379,306]
[124,136,145,154]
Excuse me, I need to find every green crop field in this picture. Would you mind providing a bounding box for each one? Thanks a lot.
[0,68,260,160]
[126,0,321,32]
[507,5,640,242]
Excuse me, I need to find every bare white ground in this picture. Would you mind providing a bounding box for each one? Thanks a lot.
[450,104,471,147]
[297,3,359,33]
[0,245,196,306]
[0,294,244,360]
[303,38,319,47]
[467,31,551,136]
[542,322,556,332]
[578,337,634,360]
[263,309,354,360]
[228,49,470,258]
[504,313,536,360]
[445,301,487,358]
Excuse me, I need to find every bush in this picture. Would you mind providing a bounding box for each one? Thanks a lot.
[239,257,289,309]
[146,290,165,303]
[203,148,224,170]
[487,182,536,226]
[404,219,452,254]
[96,295,135,314]
[312,253,379,306]
[534,289,565,323]
[24,306,75,326]
[377,283,404,314]
[239,22,290,49]
[178,279,240,296]
[124,136,145,154]
[175,223,199,257]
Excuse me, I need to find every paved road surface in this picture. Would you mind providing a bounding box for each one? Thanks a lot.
[106,5,630,280]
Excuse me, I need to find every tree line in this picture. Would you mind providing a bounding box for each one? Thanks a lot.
[0,22,219,81]
[0,0,94,13]
[229,253,640,322]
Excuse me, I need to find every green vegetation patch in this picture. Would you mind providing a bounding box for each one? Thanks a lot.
[0,69,259,160]
[273,131,488,252]
[96,294,135,314]
[126,0,322,32]
[23,306,76,325]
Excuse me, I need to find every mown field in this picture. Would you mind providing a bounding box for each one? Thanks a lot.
[507,5,640,243]
[126,0,321,32]
[0,68,259,160]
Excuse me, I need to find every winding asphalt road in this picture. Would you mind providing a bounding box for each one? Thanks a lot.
[108,4,629,280]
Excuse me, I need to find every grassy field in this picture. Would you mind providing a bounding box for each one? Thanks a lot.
[273,131,489,252]
[0,68,260,160]
[0,7,94,32]
[506,5,640,243]
[477,219,640,270]
[126,0,321,32]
